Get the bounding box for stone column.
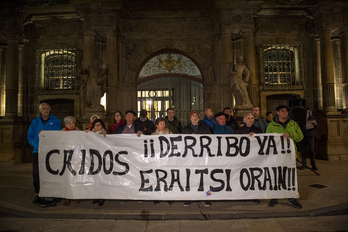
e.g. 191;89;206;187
0;46;5;116
242;28;258;107
81;30;96;113
18;45;24;117
220;26;233;109
117;35;125;111
320;29;336;112
106;30;118;115
5;39;19;117
341;30;348;113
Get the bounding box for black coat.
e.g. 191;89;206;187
182;121;211;134
135;118;156;135
235;125;263;134
227;116;240;132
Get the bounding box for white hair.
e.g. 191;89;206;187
64;116;76;124
39;103;50;110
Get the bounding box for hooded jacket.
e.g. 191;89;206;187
27;114;61;153
266;115;304;155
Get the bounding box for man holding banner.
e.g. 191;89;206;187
266;105;304;209
114;110;143;137
27;103;61;204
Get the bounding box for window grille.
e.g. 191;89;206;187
261;44;303;90
36;48;78;94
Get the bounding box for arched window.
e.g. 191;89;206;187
36;48;78;93
262;45;303;90
137;52;203;124
138;53;202;80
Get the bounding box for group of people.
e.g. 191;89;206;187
27;102;318;209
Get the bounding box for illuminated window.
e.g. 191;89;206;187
137;90;172;121
262;45;303;90
36;48;78;93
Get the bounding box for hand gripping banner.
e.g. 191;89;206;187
38;131;299;200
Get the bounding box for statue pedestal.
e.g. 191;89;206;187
79;106;106;130
234;109;252;126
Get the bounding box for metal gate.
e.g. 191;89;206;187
137;76;203;126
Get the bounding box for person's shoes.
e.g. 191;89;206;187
268;199;278;207
312;165;318;171
167;201;174;206
253;199;260;204
288;199;302;209
202;201;211;207
183;201;191;206
92;199;99;204
98;200;105;206
153;201;160;206
299;166;306;170
32;195;40;204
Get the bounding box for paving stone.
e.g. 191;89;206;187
308;202;348;217
146;220;180;232
75;220;116;232
110;220;147;232
102;213;163;220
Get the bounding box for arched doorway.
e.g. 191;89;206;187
137;52;203;125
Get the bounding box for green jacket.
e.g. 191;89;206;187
266;116;304;156
266;117;303;142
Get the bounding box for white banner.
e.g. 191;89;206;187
39;131;299;200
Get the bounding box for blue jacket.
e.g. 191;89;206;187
202;117;216;133
253;117;268;133
27;114;61;153
214;123;234;134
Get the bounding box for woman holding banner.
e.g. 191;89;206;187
107;111;124;134
87;118;107;206
182;110;212;207
61;116;81;206
152;117;173;206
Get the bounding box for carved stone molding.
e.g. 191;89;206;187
125;39;148;60
121;19;214;34
257;21;299;33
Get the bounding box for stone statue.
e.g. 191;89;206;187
229;56;253;109
82;63;108;109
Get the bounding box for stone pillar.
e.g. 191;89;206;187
18;45;24;117
341;30;348;113
117;35;125;111
242;28;259;107
220;26;233;109
5;39;19;117
81;30;96;114
106;30;118;115
0;46;5;116
320;29;336;112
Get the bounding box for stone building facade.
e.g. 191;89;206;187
0;0;347;163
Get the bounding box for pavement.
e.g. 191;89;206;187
0;159;347;232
